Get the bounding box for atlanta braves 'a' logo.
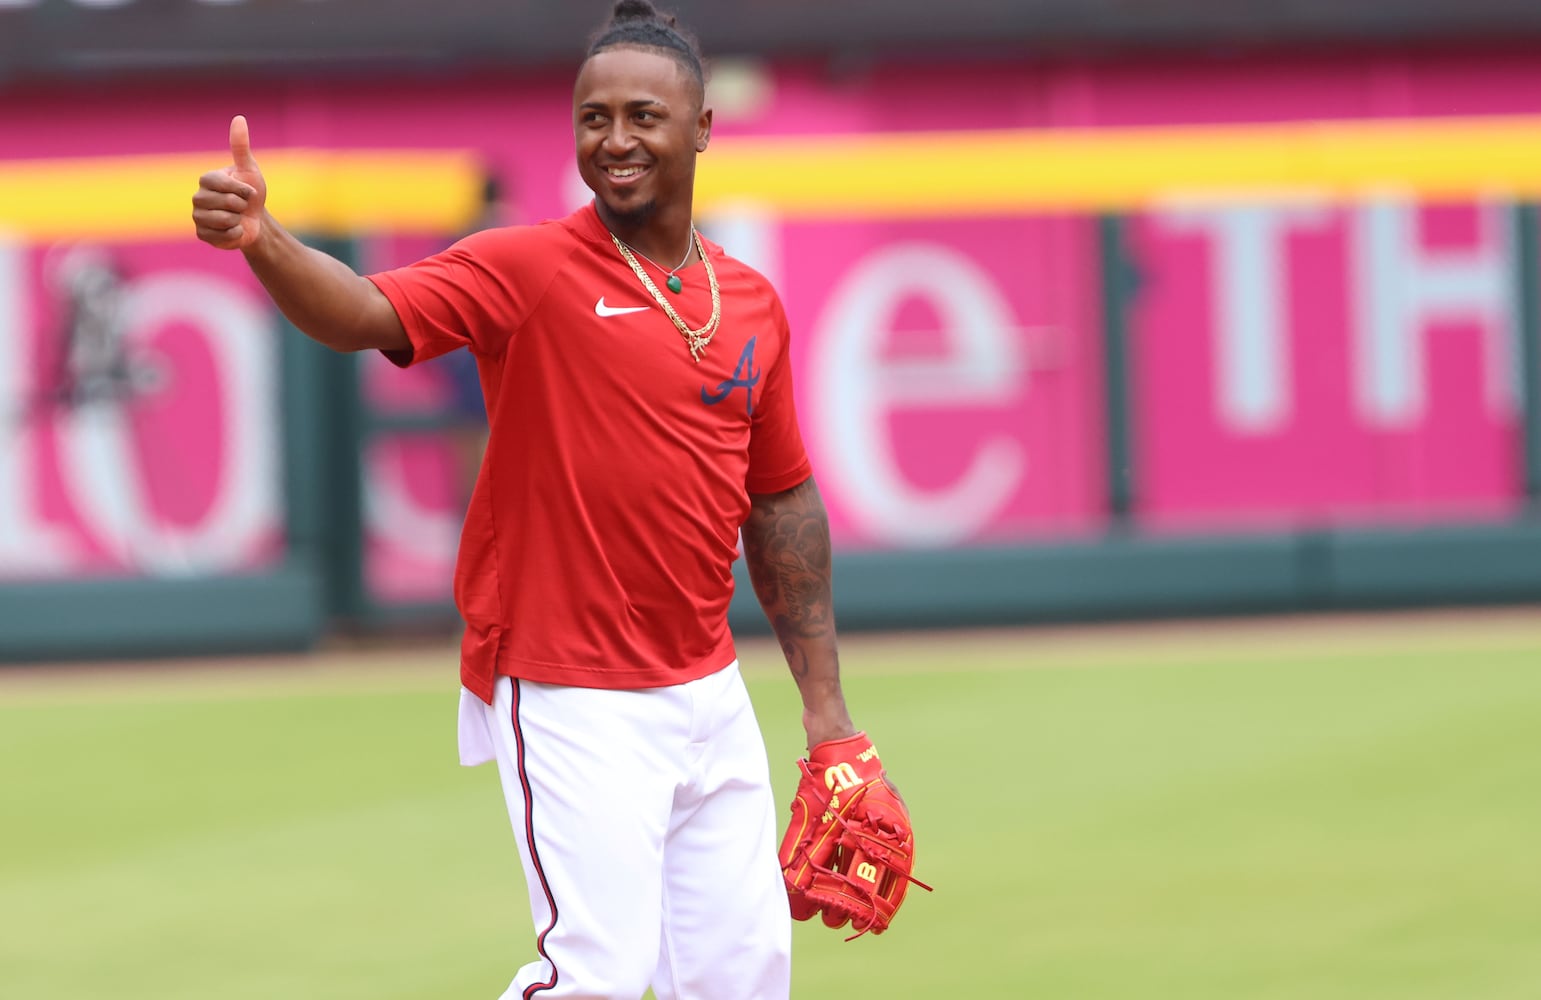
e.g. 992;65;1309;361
700;337;761;416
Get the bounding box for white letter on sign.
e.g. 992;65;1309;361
1353;198;1518;427
55;272;278;576
0;236;80;575
1161;203;1327;434
810;243;1024;548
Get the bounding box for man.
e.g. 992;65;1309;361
191;2;916;997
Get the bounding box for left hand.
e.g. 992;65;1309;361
777;731;932;938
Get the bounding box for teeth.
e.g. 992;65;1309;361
609;166;643;177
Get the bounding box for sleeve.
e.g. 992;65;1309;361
366;226;563;368
745;290;814;495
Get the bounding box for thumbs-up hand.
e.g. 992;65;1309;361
192;115;268;250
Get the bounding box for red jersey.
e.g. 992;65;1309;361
368;204;811;702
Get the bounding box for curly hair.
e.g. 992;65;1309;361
586;0;706;100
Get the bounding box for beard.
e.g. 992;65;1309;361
604;195;658;229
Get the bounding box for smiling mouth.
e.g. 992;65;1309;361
606;165;648;180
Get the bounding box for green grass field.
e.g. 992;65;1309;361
3;609;1539;999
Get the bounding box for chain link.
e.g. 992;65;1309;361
610;229;721;363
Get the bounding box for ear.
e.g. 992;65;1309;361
696;107;713;152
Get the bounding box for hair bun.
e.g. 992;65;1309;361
612;0;658;23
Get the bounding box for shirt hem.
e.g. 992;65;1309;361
460;631;739;698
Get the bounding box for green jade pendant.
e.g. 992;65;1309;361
666;273;683;294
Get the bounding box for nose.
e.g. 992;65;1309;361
602;120;637;156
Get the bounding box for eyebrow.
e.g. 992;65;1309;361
578;98;667;113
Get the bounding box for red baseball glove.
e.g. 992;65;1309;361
777;732;931;938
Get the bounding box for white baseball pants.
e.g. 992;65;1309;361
458;661;792;1000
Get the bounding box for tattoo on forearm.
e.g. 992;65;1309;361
743;478;834;675
773;617;813;680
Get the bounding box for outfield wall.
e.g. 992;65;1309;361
3;46;1541;658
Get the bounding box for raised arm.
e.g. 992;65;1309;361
741;476;856;749
191;115;408;355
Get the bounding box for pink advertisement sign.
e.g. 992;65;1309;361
0;237;283;581
5;45;1541;598
772;216;1106;549
1129;200;1524;531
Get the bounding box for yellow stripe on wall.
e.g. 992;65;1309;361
6;115;1541;240
0;149;486;242
696;115;1541;218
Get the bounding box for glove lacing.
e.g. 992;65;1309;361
789;759;935;940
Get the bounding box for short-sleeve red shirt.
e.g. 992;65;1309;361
368;204;811;702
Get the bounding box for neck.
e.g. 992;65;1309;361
596;199;696;268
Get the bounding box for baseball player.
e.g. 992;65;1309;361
191;2;921;997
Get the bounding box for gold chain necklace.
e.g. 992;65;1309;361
610;228;721;363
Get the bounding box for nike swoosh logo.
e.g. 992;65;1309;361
595;297;649;317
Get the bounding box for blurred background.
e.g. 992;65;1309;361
3;0;1541;656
